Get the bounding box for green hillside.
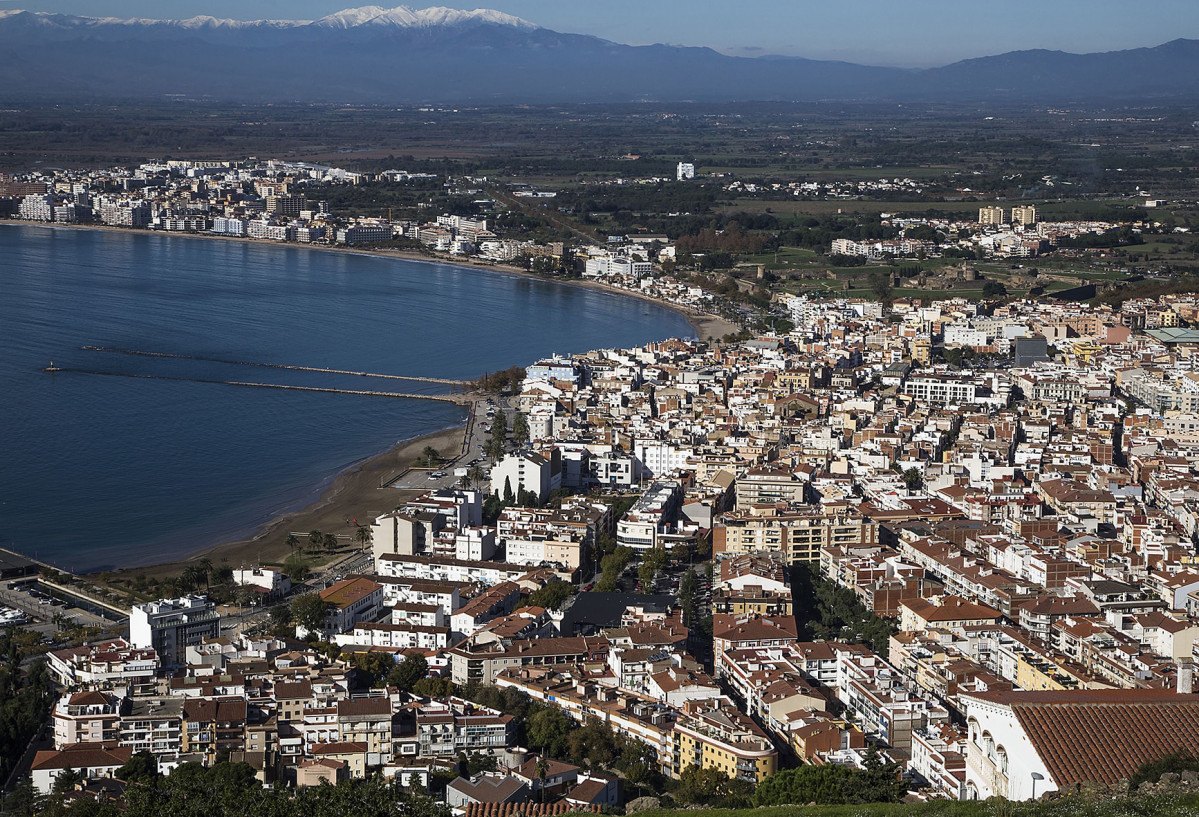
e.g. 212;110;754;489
635;790;1199;817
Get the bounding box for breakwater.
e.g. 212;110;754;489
81;346;469;385
49;368;472;404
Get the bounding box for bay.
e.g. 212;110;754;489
0;224;693;572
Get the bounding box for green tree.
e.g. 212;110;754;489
524;580;574;612
536;757;549;803
526;707;571;757
350;652;396;688
387;652;429;692
412;677;455;698
512;412;529;448
461;751;498;777
291;594;330;638
638;547;668;588
307;529;324;554
674;765;754;808
195;557;213;591
491;410;508;439
488;411;509;461
282;556;310;584
867;269;893;308
420;445;440;467
902;467;923;491
3;775;36;817
323;532;339;552
115;751;158;784
52;767;82;796
268;603;293;636
982;279;1008;298
753;747;904;805
482;493;503;524
180;564;205;593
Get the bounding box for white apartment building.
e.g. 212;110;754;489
129;596;221;666
635;440;694;480
232;567;291;597
583;255;653;280
616;481;684;551
490;451;555;503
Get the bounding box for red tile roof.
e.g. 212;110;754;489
969;690;1199;786
320;577;382;609
464;803;601;817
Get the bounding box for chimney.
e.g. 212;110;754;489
1178;660;1194;695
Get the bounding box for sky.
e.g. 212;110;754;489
6;0;1199;67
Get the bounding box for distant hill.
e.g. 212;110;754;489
1;6;1197;104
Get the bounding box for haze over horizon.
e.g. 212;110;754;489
5;0;1199;68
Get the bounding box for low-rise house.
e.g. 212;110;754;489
31;745;132;796
297;578;383;639
446;773;530;809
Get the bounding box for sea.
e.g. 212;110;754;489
0;224;693;572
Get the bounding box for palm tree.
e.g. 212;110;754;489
285;533;300;556
195;557;213;591
307;529;324;554
512;412;529;448
323;533;338;552
354;525;372;549
536;757;548;804
179;565;204;594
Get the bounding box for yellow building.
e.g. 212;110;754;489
911;337;932;366
714;503;878;564
978;206;1006;226
1010;205;1037;226
670;700;778;784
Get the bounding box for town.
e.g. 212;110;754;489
7;253;1199;811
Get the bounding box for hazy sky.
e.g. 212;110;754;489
7;0;1199;67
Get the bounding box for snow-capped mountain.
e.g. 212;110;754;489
312;5;537;30
0;7;1196;105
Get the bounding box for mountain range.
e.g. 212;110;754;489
2;5;1197;104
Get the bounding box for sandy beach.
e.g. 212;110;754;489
113;425;467;580
4;220;739;579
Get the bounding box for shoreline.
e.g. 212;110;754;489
110;422;469;581
4;218;738;580
0;220;738;343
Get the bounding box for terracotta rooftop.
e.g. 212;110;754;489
968;689;1199;786
319;577;382;609
32;744;132;772
464;803;601;817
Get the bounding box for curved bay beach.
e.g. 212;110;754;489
0;220;735;579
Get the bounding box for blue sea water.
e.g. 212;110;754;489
0;224;692;572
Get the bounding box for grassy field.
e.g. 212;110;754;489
719;200;985;217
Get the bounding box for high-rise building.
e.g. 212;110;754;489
677;162;695;181
978;206;1006;226
266;194;306;218
129;596;220;665
1010;205;1037;226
